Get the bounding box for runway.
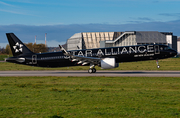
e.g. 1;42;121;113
0;70;180;77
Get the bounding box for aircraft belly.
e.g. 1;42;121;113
37;59;75;67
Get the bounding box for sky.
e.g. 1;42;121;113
0;0;180;48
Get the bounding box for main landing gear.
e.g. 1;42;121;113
88;64;96;74
88;68;96;73
156;59;160;69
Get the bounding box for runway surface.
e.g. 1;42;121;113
0;70;180;77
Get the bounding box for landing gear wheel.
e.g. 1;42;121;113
88;68;96;74
156;60;160;69
92;68;96;73
88;69;93;74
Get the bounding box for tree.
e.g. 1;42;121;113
5;44;12;55
4;43;48;54
33;43;48;53
0;47;6;54
25;43;33;52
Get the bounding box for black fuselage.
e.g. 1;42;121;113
6;44;177;68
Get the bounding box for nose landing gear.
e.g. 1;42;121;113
156;59;160;69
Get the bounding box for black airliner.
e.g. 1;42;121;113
5;33;177;73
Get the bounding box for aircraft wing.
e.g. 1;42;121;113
59;45;100;65
70;55;100;65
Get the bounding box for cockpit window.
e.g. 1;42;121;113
164;46;171;50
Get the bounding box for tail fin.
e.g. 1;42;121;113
6;33;34;57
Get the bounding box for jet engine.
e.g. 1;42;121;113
100;58;119;69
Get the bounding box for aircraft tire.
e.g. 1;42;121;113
88;69;93;74
92;68;96;73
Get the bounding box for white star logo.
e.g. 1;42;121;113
13;42;23;53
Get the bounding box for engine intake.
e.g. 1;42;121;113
100;58;119;69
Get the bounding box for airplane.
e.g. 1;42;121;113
5;33;177;73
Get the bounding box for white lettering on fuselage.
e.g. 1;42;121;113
39;45;157;62
147;45;154;52
138;46;146;53
78;51;84;56
134;53;154;57
96;49;104;56
73;51;77;55
129;47;137;53
105;49;111;55
86;50;92;57
121;47;128;54
70;45;156;57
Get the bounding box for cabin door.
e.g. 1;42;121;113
32;55;37;64
154;45;160;54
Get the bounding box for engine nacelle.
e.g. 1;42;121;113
100;58;119;69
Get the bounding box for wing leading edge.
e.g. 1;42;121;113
59;45;101;66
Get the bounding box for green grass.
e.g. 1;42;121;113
0;57;180;71
0;76;180;117
0;54;11;61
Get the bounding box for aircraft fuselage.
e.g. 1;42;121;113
6;44;177;68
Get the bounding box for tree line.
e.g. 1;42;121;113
0;43;48;55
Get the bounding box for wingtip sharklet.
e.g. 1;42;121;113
59;45;69;56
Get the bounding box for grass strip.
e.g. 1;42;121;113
0;76;180;117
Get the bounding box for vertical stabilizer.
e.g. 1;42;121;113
6;33;34;57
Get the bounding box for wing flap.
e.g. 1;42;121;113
72;55;100;65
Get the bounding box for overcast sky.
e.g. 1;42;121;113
0;0;180;47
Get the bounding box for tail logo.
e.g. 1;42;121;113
13;42;23;53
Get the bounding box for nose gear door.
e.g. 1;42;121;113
32;55;37;64
154;45;160;54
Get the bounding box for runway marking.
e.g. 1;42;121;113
0;71;180;77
